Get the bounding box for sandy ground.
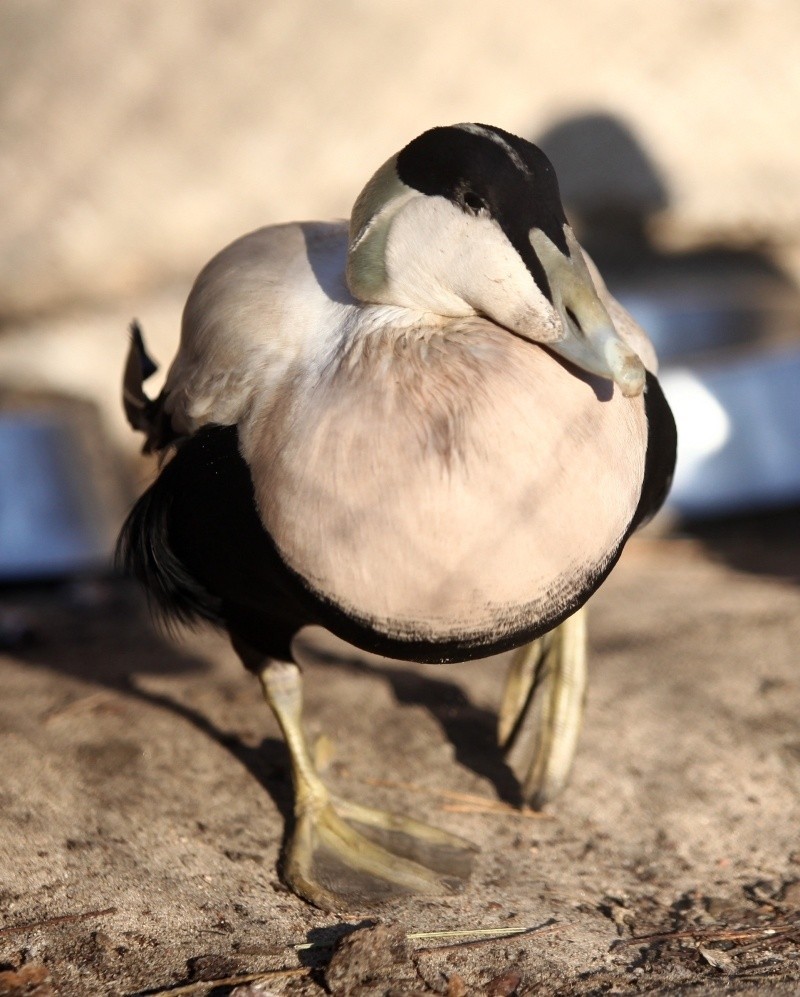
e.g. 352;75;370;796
1;513;800;996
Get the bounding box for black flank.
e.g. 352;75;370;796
630;371;678;531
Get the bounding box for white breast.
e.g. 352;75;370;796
240;319;647;644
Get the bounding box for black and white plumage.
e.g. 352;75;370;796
119;124;676;910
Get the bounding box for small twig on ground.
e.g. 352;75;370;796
740;972;800;983
0;906;117;938
616;917;800;949
130;966;310;997
720;927;800;955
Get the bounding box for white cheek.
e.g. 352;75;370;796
458;219;560;337
381;198;477;314
382;197;558;335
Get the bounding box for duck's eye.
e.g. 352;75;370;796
461;191;487;214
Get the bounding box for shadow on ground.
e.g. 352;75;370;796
682;505;800;584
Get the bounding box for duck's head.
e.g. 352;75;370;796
346;123;645;397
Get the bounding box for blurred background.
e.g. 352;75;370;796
1;0;799;581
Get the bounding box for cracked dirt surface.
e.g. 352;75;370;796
1;514;800;996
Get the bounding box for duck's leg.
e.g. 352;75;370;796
498;605;588;810
256;658;477;911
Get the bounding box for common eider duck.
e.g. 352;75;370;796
119;123;676;911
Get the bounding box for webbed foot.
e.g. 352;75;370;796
285;793;476;911
258;659;476;911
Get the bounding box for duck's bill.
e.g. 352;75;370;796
550;305;646;398
530;227;646;398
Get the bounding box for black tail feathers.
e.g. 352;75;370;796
116;469;224;632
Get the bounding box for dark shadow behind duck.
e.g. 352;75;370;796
536;111;800;365
536;111;800;575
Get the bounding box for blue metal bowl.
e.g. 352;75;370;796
0;413;113;580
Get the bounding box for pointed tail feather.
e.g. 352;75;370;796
122;321;180;453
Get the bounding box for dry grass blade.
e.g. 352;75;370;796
293;922;556;954
408;924;550;942
441;803;552;818
414;922;562;954
41;691;117;723
0;906;117;938
362;777;553;817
